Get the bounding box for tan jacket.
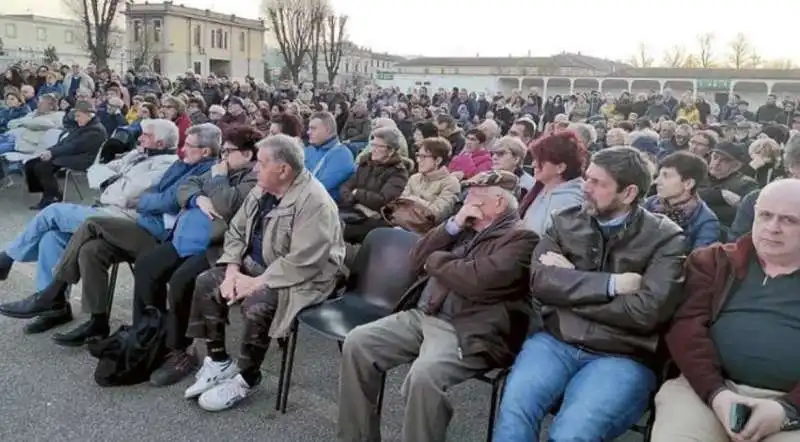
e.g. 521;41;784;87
218;169;346;337
400;168;461;223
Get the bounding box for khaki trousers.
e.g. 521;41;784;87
651;375;800;442
338;309;487;442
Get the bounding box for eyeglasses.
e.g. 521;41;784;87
415;153;434;159
491;150;510;157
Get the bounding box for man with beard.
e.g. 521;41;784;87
493;146;687;441
657;123;691;160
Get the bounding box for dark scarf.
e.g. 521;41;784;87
649;196;699;228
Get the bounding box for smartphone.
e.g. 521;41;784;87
730;403;752;433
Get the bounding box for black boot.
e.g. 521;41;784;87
0;252;13;280
52;314;109;347
29;195;61;211
0;281;68;319
24;304;74;334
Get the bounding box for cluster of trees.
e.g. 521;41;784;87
263;0;349;85
629;33;795;70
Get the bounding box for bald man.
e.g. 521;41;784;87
652;179;800;442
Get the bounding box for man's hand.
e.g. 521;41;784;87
539;252;575;269
233;274;264;301
196;195;221;220
451;171;465;181
211;160;228;177
610;273;643;295
220;272;238;302
454;202;484;228
721;189;742;206
39;151;52;161
738;398;787;442
711;389;763;442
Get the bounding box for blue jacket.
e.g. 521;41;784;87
0;106;29;133
644;196;720;251
96;104;128;136
135;158;215;241
304;136;354;201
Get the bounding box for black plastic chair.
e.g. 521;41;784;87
106;261;135;315
275;227;421;413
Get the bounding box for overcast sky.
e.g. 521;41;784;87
4;0;797;62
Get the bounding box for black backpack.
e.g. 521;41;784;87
87;306;167;387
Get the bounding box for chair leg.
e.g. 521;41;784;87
376;372;387;417
486;373;508;442
106;263;119;316
71;173;84;200
279;323;300;414
275;334;291;411
62;170;71;202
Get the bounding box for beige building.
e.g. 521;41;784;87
0;14;125;70
299;42;405;86
379;53;800;109
124;1;264;80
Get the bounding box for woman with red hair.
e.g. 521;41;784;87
518;131;589;235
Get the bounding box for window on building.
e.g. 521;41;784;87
239;31;245;52
193;25;201;46
36;27;47;42
344;62;349;73
133;20;142;42
223;31;228;49
65;30;74;43
5;24;16;39
193;61;202;75
153;19;162;42
215;28;223;49
153;57;162;74
210;29;216;48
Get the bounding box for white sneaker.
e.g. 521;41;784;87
184;357;238;399
197;374;252;412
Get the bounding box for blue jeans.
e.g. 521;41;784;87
5;203;101;292
0;132;14;154
493;332;656;441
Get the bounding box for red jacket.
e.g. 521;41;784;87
174;113;192;159
666;236;800;408
448;148;492;180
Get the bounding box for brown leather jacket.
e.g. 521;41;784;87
666;236;800;409
531;205;686;362
397;212;539;367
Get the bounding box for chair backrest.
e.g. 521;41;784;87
347;227;420;312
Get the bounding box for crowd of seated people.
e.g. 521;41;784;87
0;66;799;441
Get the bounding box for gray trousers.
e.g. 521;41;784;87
338;309;487;442
54;216;159;314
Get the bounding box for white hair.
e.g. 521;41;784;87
140;118;180;150
606;128;630;147
567;122;597;146
257;134;305;173
186;123;222;156
629;129;659;145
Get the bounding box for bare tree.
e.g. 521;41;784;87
727;33;751;69
662;45;687;68
628;42;654;68
263;0;321;84
63;0;122;68
130;19;154;70
764;58;794;69
747;50;763;69
322;14;348;85
696;33;715;68
306;0;329;86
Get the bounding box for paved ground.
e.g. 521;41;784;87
0;178;648;442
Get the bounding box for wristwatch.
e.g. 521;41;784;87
777;399;800;431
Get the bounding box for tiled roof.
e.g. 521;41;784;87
394;54;800;80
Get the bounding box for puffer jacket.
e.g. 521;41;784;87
530;205;686;365
0;105;29;133
397;212;539;367
400;168;461;223
340;115;372;142
339;154;410;211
